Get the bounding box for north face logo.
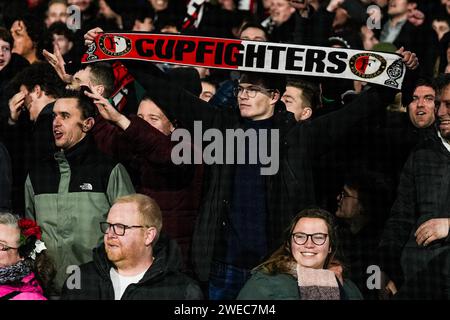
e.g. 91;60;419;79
80;183;93;191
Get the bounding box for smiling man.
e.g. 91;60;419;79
25;91;134;294
408;80;436;129
437;80;450;144
61;194;203;300
114;45;418;300
378;74;450;299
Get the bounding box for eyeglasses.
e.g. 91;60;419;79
0;243;19;252
291;232;328;246
99;222;147;236
234;85;274;98
338;190;358;200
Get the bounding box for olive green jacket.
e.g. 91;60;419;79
25;137;135;291
237;271;363;300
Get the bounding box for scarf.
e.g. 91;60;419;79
0;260;32;285
81;33;406;89
290;263;341;300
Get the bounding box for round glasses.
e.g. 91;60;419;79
99;222;147;236
234;85;274;98
291;232;328;246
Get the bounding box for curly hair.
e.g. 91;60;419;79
8;62;66;98
256;208;339;275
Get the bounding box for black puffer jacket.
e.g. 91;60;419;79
61;234;203;300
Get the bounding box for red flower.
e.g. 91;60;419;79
18;218;42;240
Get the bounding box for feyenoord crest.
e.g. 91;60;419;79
83;32;406;89
349;53;387;79
384;58;404;88
86;42;98;61
98;35;132;57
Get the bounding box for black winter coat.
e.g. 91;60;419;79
126;61;396;281
61;234;203;300
379;131;450;285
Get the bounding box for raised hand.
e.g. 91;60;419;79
43;42;73;84
396;47;419;70
84;27;104;46
84;86;131;130
8;91;26;123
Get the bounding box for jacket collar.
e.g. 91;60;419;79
55;135;94;164
92;234;182;284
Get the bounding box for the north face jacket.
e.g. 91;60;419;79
24;136;135;290
60;234;204;300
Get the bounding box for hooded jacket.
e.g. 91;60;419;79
61;234;203;300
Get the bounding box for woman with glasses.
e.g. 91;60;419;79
0;212;55;300
237;208;362;300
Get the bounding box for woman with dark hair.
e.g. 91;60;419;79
0;213;55;300
237;208;362;300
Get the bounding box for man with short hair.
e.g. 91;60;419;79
84;27;418;300
61;193;203;300
44;47;139;114
200;79;217;103
261;0;295;41
3;62;66;213
125;59;417;300
25;91;135;292
68;62;115;97
407;79;436;129
239;22;268;41
45;0;69;28
378;74;450;299
44;45;115;98
281;77;321;122
7;63;65;124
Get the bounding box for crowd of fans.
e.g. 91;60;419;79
0;0;449;301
